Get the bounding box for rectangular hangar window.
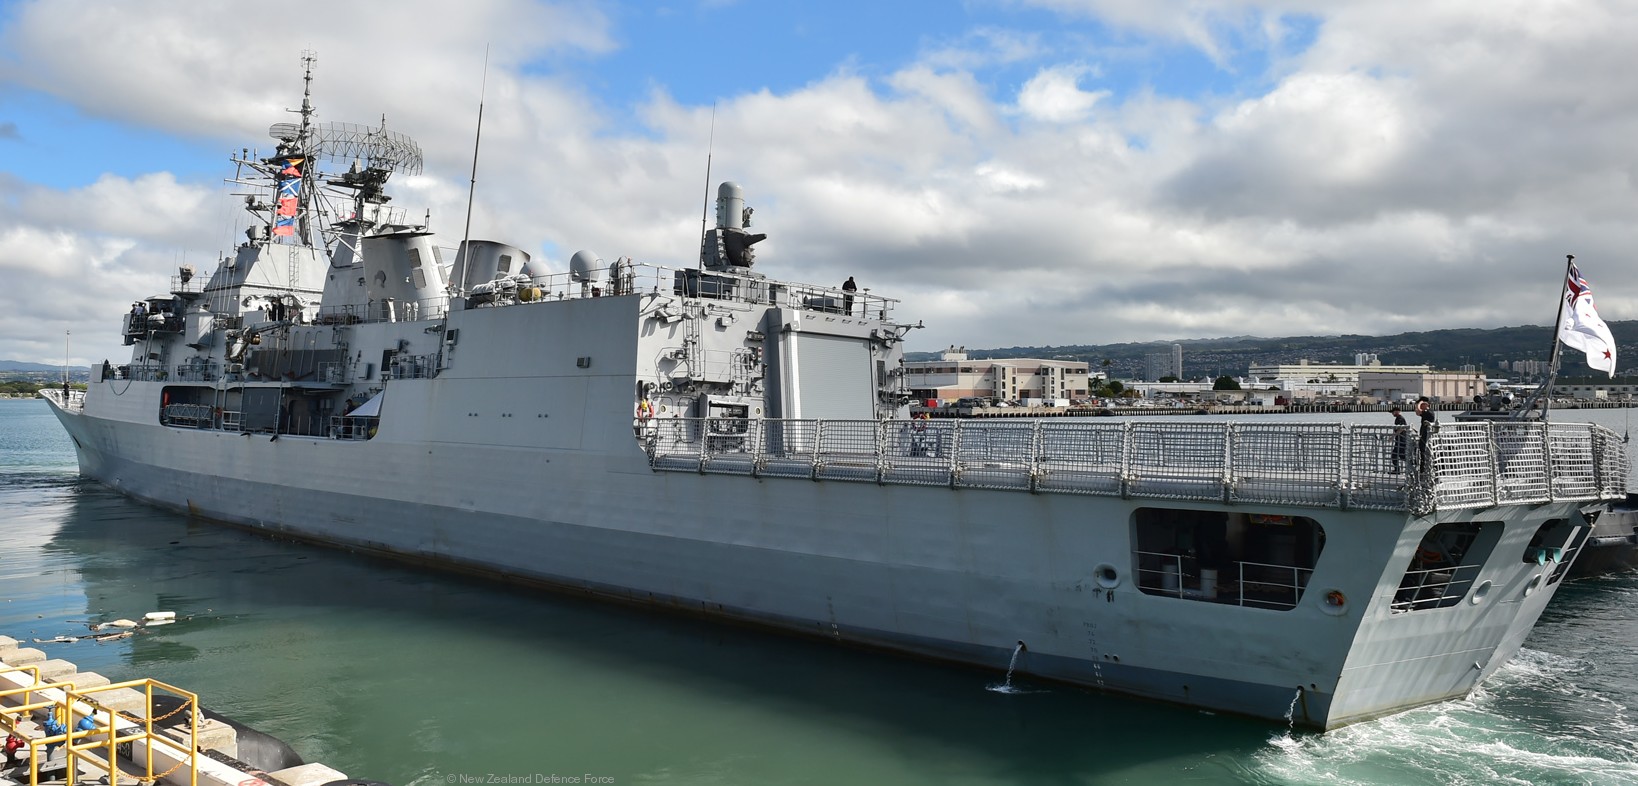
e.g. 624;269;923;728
1132;508;1326;611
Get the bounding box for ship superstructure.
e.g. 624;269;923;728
42;68;1630;730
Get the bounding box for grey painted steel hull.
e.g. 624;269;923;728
57;82;1615;735
48;394;1576;730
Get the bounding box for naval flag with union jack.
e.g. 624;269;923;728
1559;261;1617;377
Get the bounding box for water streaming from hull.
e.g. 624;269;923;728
986;642;1027;694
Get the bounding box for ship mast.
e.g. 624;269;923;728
294;50;317;248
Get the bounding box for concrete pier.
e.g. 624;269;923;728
2;635;350;786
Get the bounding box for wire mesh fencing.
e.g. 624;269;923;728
646;417;1628;513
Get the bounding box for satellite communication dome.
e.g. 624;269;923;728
569;250;604;282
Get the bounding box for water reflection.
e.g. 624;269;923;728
25;480;1279;785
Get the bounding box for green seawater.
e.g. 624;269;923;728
4;400;1637;785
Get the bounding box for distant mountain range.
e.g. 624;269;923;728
0;360;91;373
909;320;1638;380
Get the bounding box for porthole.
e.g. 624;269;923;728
1470;580;1493;605
1094;564;1120;589
1523;574;1543;597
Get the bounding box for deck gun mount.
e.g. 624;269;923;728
701;182;766;271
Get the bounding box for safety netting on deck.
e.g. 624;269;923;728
645;418;1628;515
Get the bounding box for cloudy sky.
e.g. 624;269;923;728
2;0;1634;366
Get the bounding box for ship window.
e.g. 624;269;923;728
408;247;423;268
158;385;216;430
1132;508;1325;610
412;268;427;289
498;254;512;274
1392;521;1501;612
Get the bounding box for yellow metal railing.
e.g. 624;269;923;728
65;679;200;786
0;669;199;786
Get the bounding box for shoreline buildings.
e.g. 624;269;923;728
905;347;1091;404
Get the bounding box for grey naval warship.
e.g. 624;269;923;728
42;71;1629;730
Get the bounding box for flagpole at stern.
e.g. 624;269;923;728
1546;254;1575;377
1515;254;1575;422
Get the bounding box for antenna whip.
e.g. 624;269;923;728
456;46;490;295
698;102;716;269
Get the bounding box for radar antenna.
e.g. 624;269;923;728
267;120;424;178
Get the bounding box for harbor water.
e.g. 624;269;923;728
4;399;1637;785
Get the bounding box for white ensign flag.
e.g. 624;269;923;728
1559;263;1617;377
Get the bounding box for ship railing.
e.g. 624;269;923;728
314;297;449;325
38;387;86;412
329;415;378;440
647;418;1628;514
385;354;436;380
1133;551;1314;610
473;262;898;319
124;363;169;381
124;313;184;335
1233;560;1314;610
1390;562;1484;612
172;361;221;382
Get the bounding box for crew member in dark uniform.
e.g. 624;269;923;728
1415;396;1437;474
1390;405;1408;473
841;276;857;315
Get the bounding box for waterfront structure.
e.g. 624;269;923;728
905;347;1090;403
1551;381;1638;400
1249;359;1429;384
1126;380;1214;399
1258;380;1356;400
37;68;1631;732
1358;370;1487;404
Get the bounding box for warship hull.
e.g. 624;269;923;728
43;351;1592;730
49;77;1626;730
